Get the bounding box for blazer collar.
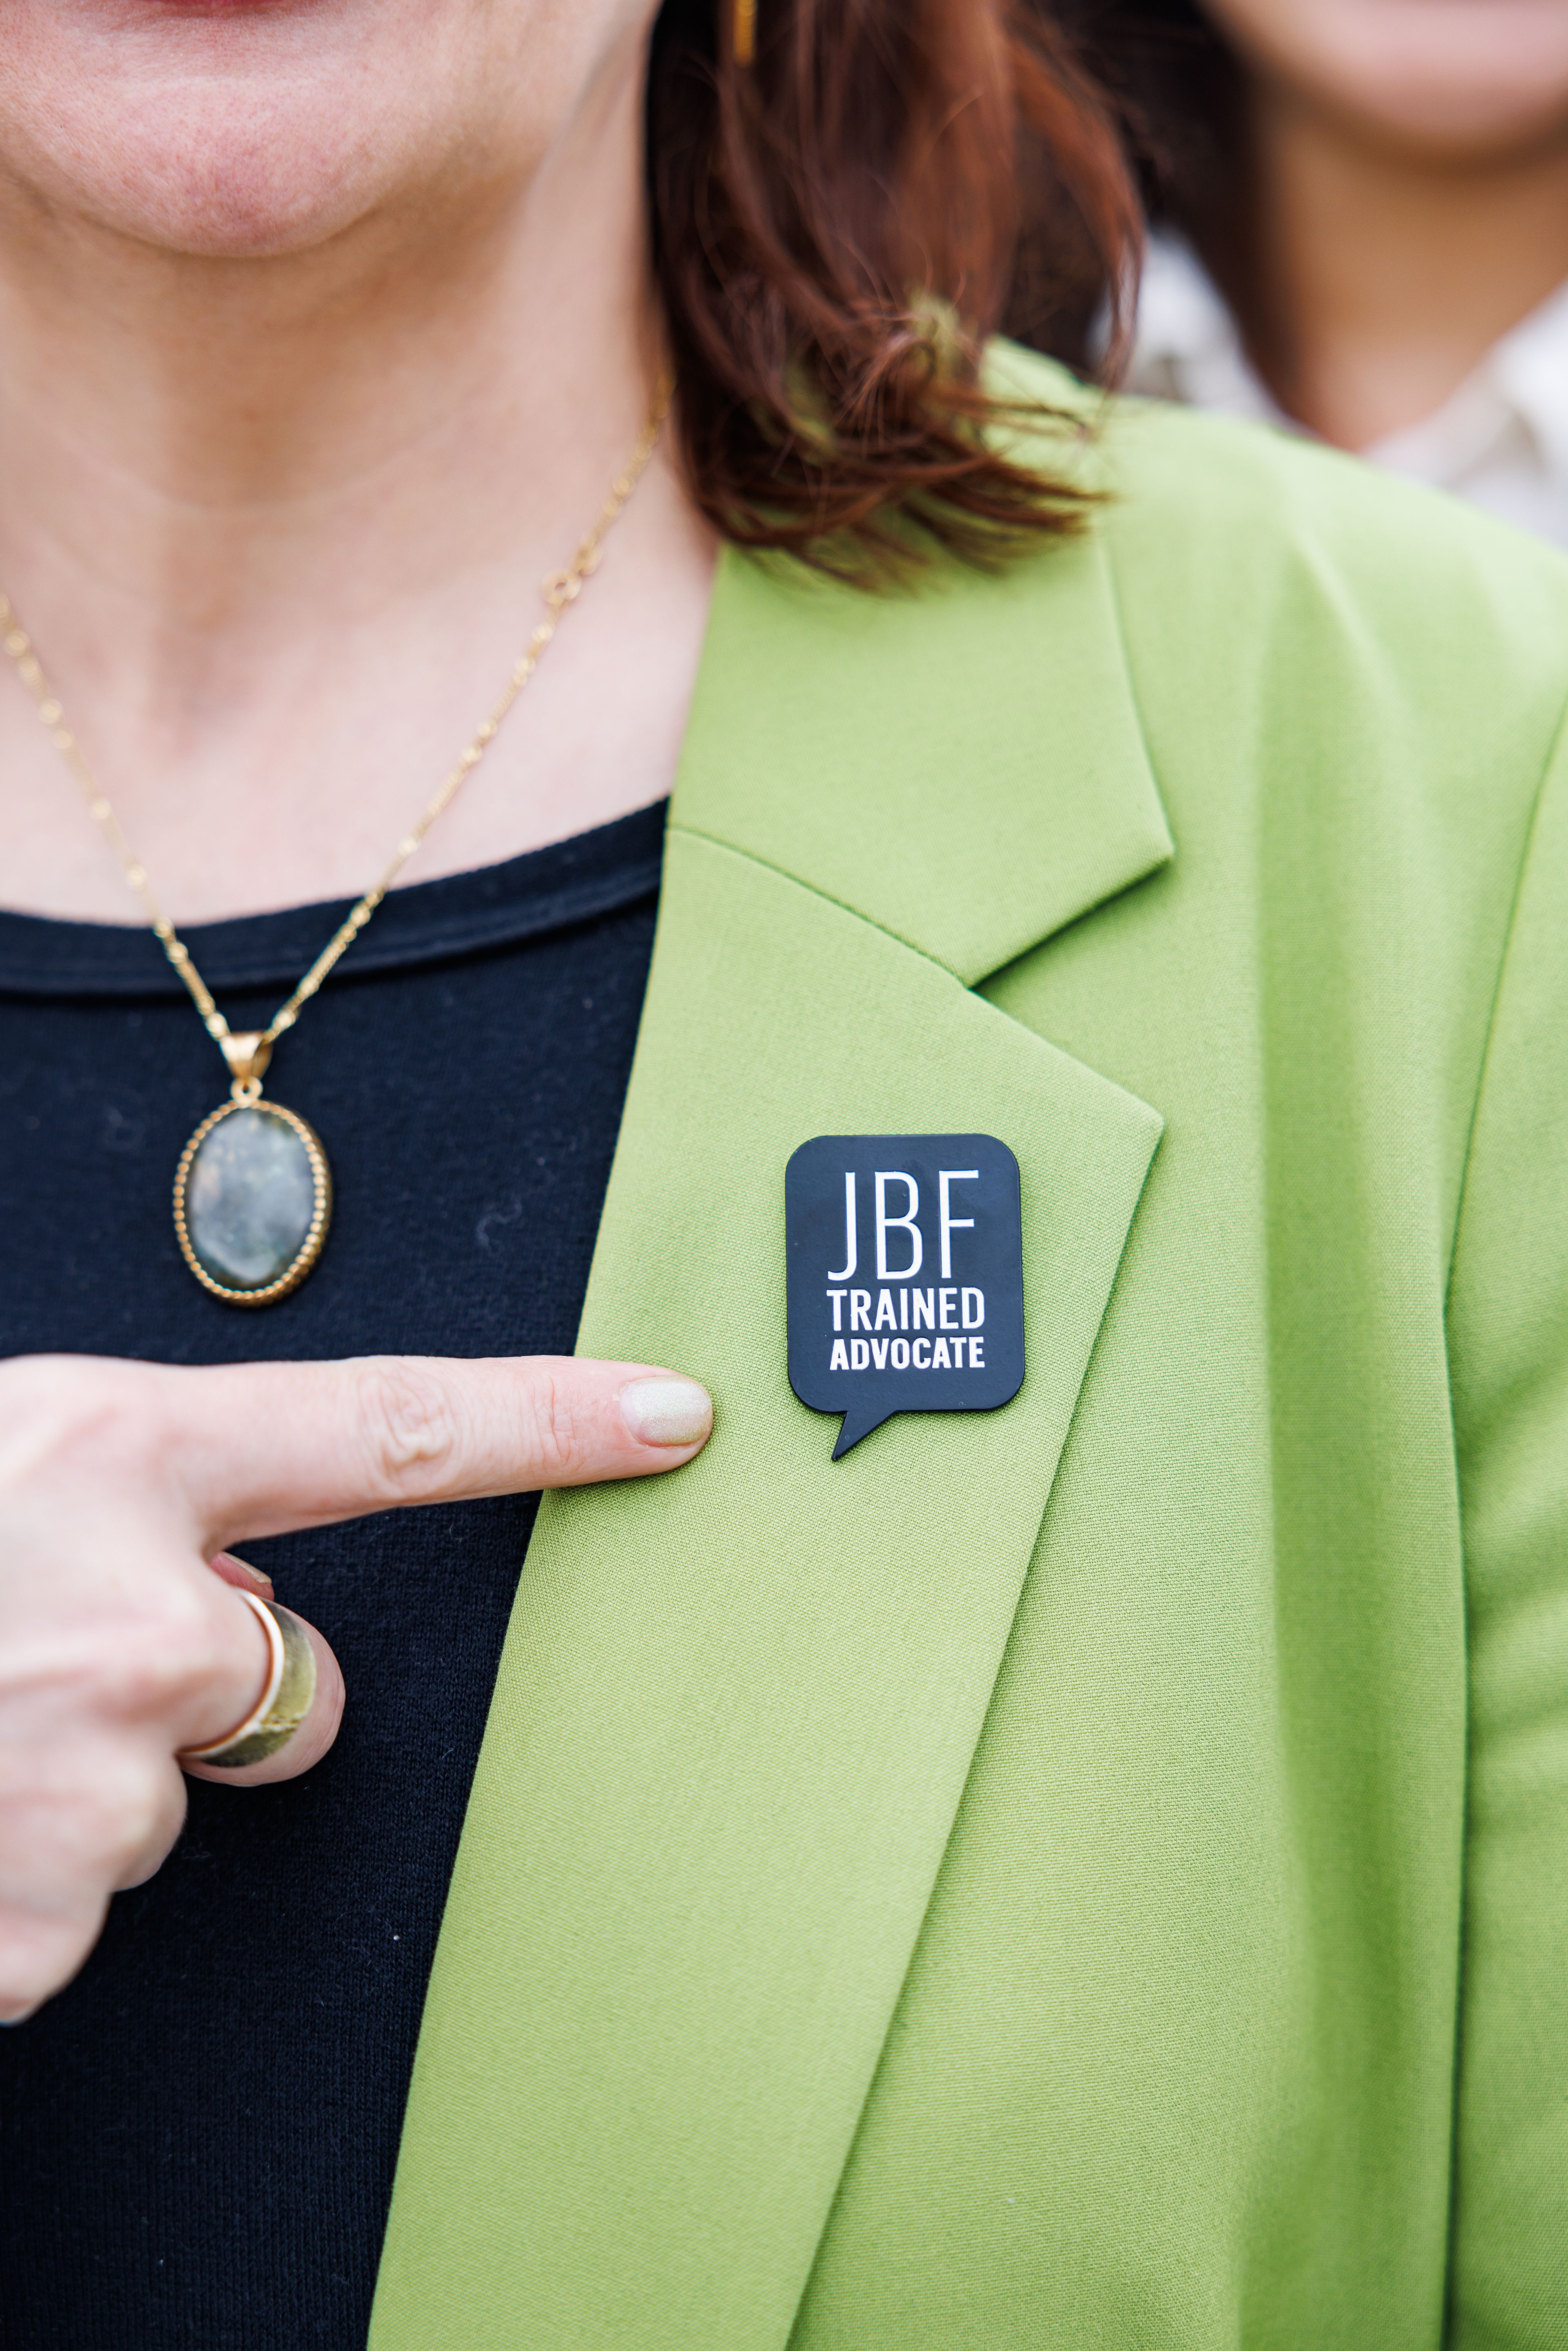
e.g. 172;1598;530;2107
372;487;1170;2351
674;421;1172;986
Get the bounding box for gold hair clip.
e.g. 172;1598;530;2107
734;0;756;67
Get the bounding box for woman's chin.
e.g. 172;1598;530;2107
10;120;401;262
0;2;469;260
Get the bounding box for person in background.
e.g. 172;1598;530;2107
1072;0;1568;545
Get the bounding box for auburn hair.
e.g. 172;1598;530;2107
646;0;1140;579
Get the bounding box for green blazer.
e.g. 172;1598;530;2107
369;354;1568;2349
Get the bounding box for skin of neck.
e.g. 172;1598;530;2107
1245;76;1568;449
0;0;715;924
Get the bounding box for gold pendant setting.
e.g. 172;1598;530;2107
172;1035;332;1306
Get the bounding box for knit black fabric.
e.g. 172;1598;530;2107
0;801;664;2349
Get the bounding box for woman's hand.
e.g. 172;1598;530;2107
0;1350;712;2024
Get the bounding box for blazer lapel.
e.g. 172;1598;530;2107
675;462;1173;988
371;513;1169;2351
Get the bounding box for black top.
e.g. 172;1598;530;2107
0;803;664;2350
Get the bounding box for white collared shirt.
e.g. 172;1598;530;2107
1125;229;1568;551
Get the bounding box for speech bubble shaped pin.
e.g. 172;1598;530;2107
786;1134;1025;1457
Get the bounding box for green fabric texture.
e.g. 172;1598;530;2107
371;355;1568;2349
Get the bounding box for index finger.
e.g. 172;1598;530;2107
146;1355;713;1551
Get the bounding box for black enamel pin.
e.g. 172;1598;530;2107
786;1134;1025;1457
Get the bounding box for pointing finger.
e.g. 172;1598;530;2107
151;1355;713;1551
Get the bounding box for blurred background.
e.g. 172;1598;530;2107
1015;0;1568;549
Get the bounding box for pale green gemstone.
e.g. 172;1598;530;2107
185;1107;317;1291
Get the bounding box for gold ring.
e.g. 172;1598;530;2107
178;1589;318;1771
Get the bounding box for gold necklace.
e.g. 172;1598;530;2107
2;392;668;1306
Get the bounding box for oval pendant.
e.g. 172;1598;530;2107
173;1098;332;1306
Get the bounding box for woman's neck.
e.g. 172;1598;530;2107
1243;82;1568;450
0;27;716;925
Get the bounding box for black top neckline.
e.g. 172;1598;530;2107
0;798;667;998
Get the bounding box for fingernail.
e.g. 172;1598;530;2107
214;1553;274;1591
619;1375;713;1448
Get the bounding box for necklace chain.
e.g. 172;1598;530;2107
0;386;669;1090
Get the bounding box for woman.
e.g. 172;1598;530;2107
0;4;1565;2348
1074;0;1568;544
